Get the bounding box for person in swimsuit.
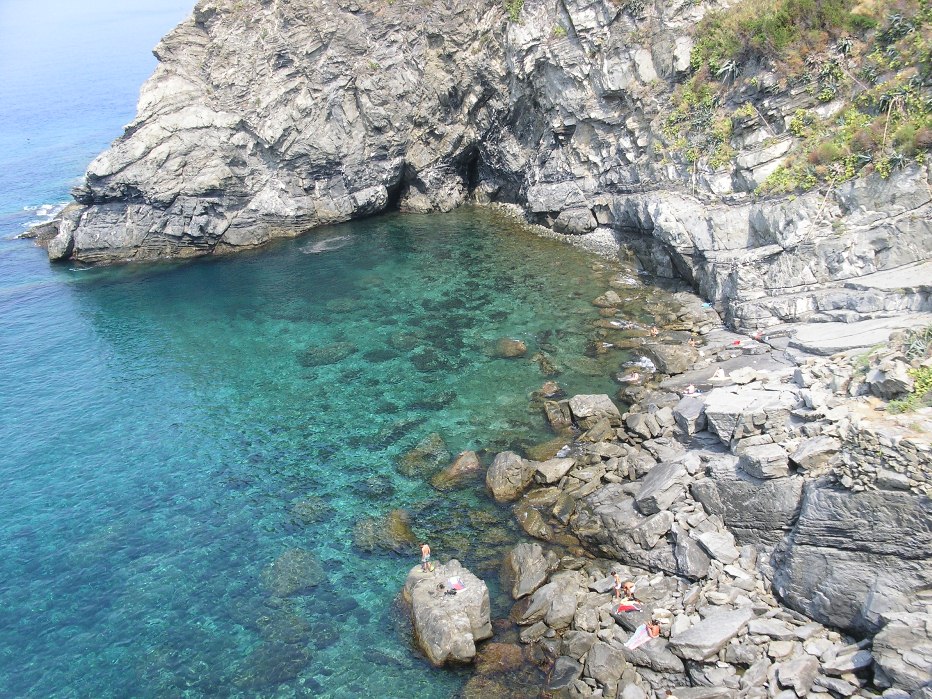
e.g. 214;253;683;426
421;542;431;572
612;571;623;599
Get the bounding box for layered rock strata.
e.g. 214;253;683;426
43;0;932;331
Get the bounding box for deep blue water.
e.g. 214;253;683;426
0;3;641;696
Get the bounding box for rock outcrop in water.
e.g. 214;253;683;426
402;560;493;666
44;0;932;332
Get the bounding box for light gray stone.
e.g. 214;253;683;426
776;654;820;695
739;443;789;479
536;457;577;485
507;542;557;599
635;460;688;515
402;560;492;666
871;612;932;692
695;530;740;564
569;395;622;429
486;451;534;502
668;608;755;661
585;641;627;685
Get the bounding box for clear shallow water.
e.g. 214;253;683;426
0;3;651;696
1;206;640;697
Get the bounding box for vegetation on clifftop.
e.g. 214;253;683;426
660;0;932;193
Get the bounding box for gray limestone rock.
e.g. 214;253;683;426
507;542;557;599
871;612;932;692
584;641;627;685
561;630;598;660
691;455;803;546
547;656;584;693
402;560;492;666
572;483;679;575
535;457;577;485
674;395;707;436
668;608;755;661
776;654;820;695
675;527;712;580
635;460;688;515
569;394;622;429
695;530;740;565
867;359;915;399
789;436;841;472
739;443;789;479
747;618;798;641
772;484;932;634
486;451;534;502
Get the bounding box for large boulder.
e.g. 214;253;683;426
352;508;417;553
506;542;558;599
568;394;622;429
572;483;679;574
691;454;803;546
403;560;492;666
634;459;688;515
772;484;932;634
486;451;535;502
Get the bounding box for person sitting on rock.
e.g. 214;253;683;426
616;581;641;612
647;619;661;638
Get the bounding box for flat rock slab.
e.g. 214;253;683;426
403;560;492;666
568;394;622;427
788;314;932;355
695;530;740;564
846;259;932;292
535;457;576;485
669;607;755;661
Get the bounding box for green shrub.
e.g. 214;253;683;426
504;0;523;22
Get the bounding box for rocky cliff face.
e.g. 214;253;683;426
48;0;931;331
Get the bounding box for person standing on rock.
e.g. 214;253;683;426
420;542;431;572
612;571;623;599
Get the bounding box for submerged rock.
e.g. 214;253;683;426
397;433;450;478
352;508;418;554
431;450;482;491
493;337;528;358
260;548;325;597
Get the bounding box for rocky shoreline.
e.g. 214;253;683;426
403;275;931;698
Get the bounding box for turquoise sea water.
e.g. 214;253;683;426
0;4;641;696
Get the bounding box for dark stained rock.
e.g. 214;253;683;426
772;484;932;634
298;341;356;367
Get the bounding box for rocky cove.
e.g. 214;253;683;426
394;271;932;698
22;0;932;695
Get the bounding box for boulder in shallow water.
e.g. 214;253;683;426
431;450;482;491
493;337;528;358
260;548;325;597
506;542;558;599
402;559;492;666
486;451;535;502
397;433;450;477
352;508;418;553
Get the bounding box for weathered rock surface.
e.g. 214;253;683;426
668;608;755;661
402;560;492;666
44;0;931;335
871;612;932;692
772;485;932;634
486;450;535;502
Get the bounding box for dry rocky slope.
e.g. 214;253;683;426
44;0;931;331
